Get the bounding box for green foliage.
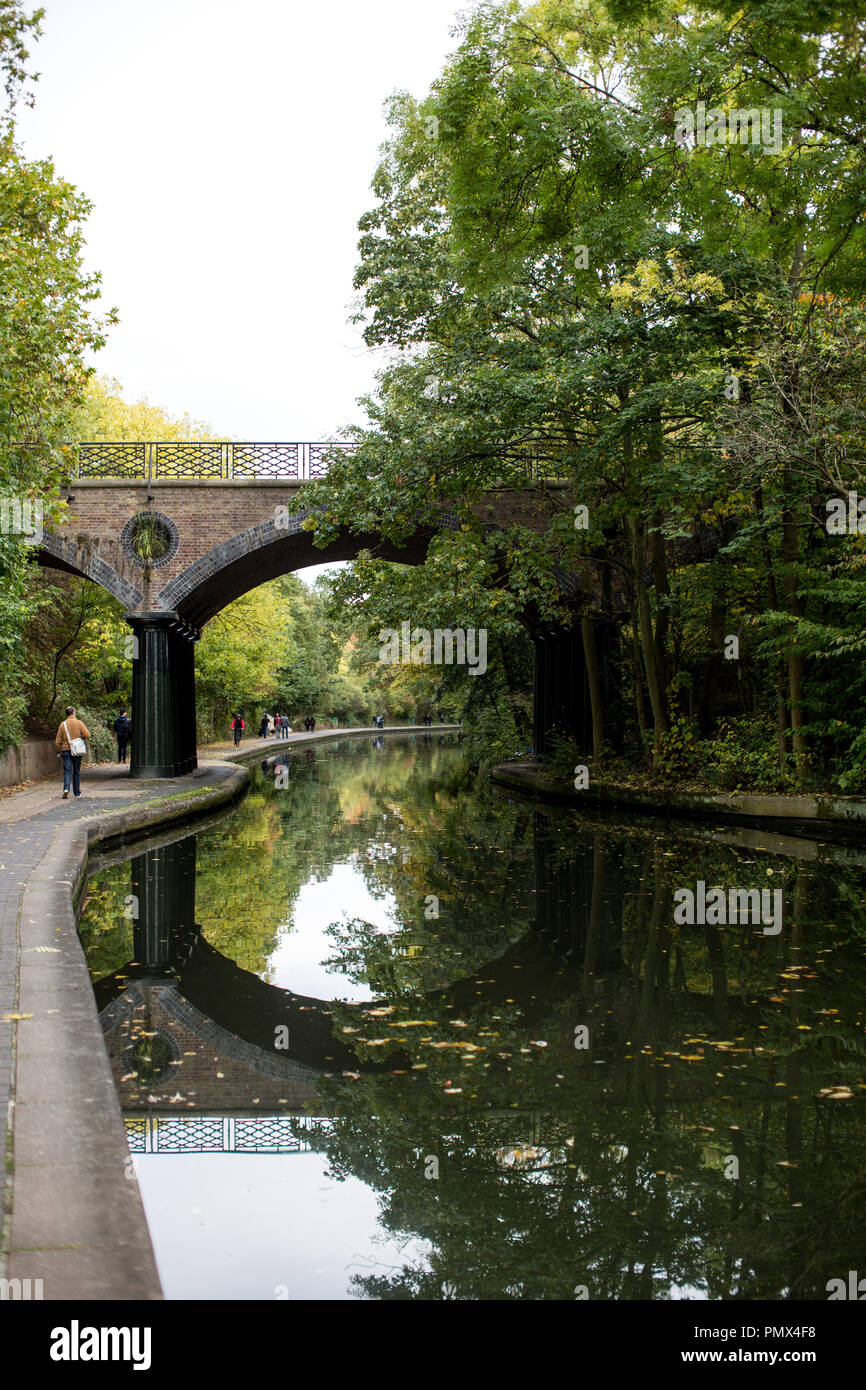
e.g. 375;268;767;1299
284;0;866;792
704;717;797;793
75;704;117;764
655;710;700;782
0;19;113;753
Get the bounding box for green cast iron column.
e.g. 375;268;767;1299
126;611;200;778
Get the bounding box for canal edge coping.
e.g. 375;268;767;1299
491;760;866;841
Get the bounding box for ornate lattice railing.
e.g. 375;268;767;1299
125;1113;331;1154
74;441;358;481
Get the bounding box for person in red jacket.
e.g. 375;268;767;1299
231;714;245;747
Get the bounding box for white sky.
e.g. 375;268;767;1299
16;0;473;441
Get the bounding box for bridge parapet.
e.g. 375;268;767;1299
71;440;556;484
75;440;358;482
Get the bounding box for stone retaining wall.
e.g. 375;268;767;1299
0;738;57;789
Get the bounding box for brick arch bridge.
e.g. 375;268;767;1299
38;441;615;776
92;815;627;1094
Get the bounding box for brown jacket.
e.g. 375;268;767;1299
55;716;91;753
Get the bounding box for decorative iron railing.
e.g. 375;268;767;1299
70;441;564;482
74;441;358;482
125;1113;331;1154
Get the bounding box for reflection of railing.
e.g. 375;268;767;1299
125;1113;330;1154
74;441;358;482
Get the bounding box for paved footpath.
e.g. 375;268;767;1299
0;767;177;1214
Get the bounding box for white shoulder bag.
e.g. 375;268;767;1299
63;721;87;757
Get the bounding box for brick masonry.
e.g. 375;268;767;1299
41;479;570;627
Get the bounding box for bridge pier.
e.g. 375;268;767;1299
532;620;622;759
126;611;199;778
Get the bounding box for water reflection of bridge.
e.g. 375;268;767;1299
126;1112;328;1154
86;789;778;1118
124;1111;546;1160
90;804;627;1115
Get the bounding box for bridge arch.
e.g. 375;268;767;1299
155;508;445;628
42;446;614;774
36;532;144;610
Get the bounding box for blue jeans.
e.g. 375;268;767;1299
62;750;82;796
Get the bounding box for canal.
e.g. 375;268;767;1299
77;733;866;1300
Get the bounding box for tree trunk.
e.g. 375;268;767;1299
754;488;789;771
579;560;604;759
781;481;808;781
631;610;650;761
629;516;669;756
650;516;670;691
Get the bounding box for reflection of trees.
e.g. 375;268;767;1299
78;877;134;980
304;816;866;1301
79;737;866;1299
239;735;535;991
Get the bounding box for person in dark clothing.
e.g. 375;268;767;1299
113;709;130;763
232;714;245;746
309;715;316;731
259;715;268;739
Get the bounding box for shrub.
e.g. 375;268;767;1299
656;711;700;781
704;717;797;792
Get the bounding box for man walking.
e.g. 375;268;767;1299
232;714;245;746
113;708;130;763
55;705;90;799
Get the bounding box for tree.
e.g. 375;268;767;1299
0;13;113;750
289;0;866;787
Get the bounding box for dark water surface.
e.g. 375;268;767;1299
78;734;866;1300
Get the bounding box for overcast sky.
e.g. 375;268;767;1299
16;0;472;441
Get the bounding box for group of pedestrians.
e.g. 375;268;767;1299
254;713;293;739
53;698;399;803
232;712;323;743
